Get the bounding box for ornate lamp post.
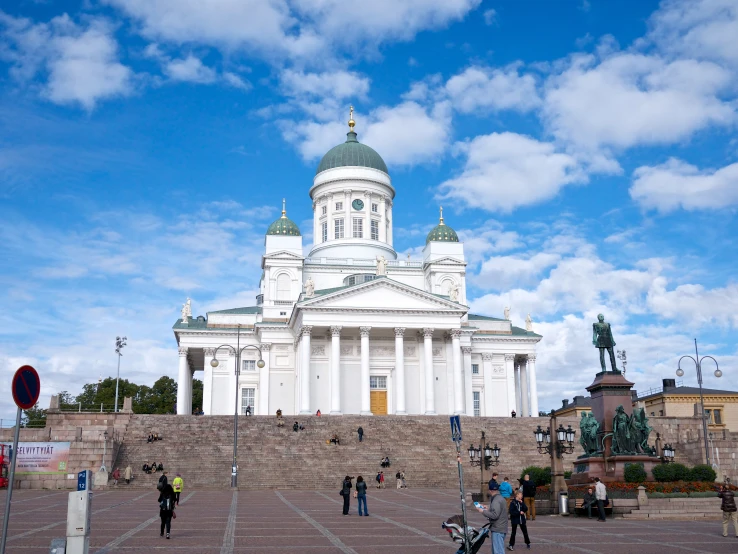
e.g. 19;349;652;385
661;443;675;463
100;430;109;472
114;336;127;413
467;431;500;501
210;325;265;488
676;338;721;466
534;412;576;513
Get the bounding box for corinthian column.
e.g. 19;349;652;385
299;326;313;415
203;348;214;415
330;326;343;415
259;344;271;415
504;354;516;416
528;355;539;417
520;358;530;417
462;347;474;417
177;347;188;415
394;328;406;415
450;330;464;415
360;326;372;415
423;328;436;415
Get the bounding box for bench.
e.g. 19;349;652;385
575;498;613;517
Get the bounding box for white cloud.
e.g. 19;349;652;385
475;252;561;289
483;9;497;26
223;71;251;90
445;65;540;113
0;13;133;109
647;279;738;328
647;0;738;66
542;52;735;152
630;158;738;212
280;69;370;101
284;100;451;166
439;132;587;212
164;55;217;83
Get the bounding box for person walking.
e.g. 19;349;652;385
356;476;369;516
379;471;385;489
157;483;176;539
172;473;184;506
400;471;407;488
341;476;353;515
158;471;168;491
124;465;132;485
594;477;607;522
508;491;530;550
357;426;364;442
522;474;536;520
376;471;382;489
396;471;402;489
581;487;597;519
112;468;120;486
500;476;513;509
718;483;737;538
475;481;508;554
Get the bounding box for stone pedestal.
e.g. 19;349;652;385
570;370;658;485
93;468;108;488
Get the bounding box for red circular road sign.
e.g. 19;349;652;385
12;365;40;410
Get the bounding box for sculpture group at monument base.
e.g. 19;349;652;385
569;455;661;485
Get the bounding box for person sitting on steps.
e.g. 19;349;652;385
157;462;164;472
293;421;299;432
142;462;150;473
381;456;391;468
276;409;285;427
147;433;154;443
330;434;340;445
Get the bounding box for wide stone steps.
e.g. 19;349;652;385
624;497;723;520
112;414;578;490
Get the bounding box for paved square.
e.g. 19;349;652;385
1;488;735;553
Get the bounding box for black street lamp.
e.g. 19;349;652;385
676;338;722;466
467;431;501;501
534;423;576;458
210;325;265;489
661;443;675;463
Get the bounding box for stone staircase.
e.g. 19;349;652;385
623;497;723;520
113;414;578;490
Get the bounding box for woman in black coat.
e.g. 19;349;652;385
157;483;176;539
340;476;353;515
509;490;531;549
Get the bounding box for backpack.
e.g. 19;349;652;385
157;480;164;491
376;474;381;482
159;497;171;511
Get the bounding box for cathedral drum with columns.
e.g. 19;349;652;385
173;112;541;417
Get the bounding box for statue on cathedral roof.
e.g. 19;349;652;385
181;298;192;321
305;277;315;297
376;255;387;276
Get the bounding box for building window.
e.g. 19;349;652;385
372;203;378;213
370;220;379;240
353;218;363;238
650;412;655;417
370;376;387;389
321;206;327;216
659;410;664;416
279;311;286;316
714;409;722;424
276;273;291;301
241;388;255;414
334;218;344;239
335;202;343;211
242;360;256;371
473;391;480;417
321;221;328;242
472;364;479;375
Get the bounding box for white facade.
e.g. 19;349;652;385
173;128;541;418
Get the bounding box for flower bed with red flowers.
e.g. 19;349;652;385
539;481;736;499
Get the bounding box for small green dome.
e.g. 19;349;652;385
426;207;459;244
316;131;388;175
266;201;301;236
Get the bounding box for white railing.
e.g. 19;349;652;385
273;300;294;306
304;257;422;268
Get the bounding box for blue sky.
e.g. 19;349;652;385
1;0;737;419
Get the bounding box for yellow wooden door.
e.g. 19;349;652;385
370;391;387;415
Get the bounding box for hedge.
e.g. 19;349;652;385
519;466;551;486
624;464;647;483
652;463;690;482
689;465;717;482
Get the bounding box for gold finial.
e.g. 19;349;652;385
281;198;286;219
348;105;355;132
439;206;445;225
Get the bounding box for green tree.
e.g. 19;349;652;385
138;376;178;414
192;379;203;414
21;402;47;427
75;377;141;412
58;391;76;410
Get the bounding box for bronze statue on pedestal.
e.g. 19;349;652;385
592;313;618;372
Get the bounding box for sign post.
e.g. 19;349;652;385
1;365;40;554
450;415;471;554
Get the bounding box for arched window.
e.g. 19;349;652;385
277;274;291;301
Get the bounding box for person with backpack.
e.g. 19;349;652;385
172;473;184;505
375;472;382;489
718;483;737;538
522;474;536;520
157;471;168;491
340;476;353;515
157;483;176;539
355;476;369;516
508;490;531;550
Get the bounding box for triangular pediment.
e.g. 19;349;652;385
263;250;304;260
299;278;466;312
424;256;466;266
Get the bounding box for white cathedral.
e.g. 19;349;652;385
173;114;541;418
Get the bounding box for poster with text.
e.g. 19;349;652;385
0;442;70;474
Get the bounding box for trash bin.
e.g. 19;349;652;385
558;491;570;516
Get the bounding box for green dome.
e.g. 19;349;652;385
266;202;301;236
316;131;388;175
426;208;459;243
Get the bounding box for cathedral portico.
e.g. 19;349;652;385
172;112;542;418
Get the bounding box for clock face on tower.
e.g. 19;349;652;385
352;199;364;211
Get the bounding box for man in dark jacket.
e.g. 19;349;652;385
582;487;597;519
719;485;737;537
158;471;168;490
522;474;536;520
341;476;353;515
475;481;507;554
158;483;176;539
357;426;364;442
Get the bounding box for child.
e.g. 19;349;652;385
509;490;531;550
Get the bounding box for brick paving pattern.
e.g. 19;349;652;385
2;488;737;553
